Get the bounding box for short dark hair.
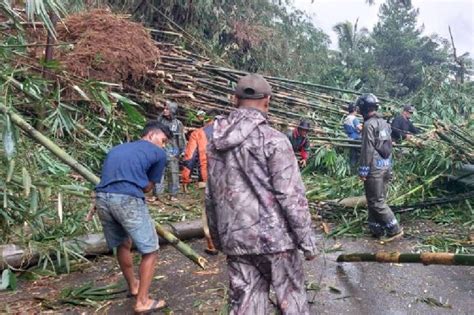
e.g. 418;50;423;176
141;121;172;139
347;103;356;113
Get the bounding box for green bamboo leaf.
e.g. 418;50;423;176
3;186;7;209
8;269;17;290
0;269;16;291
121;102;146;125
30;188;39;214
22;167;31;198
109;92;139;106
57;192;63;224
0;269;10;290
110;92;145;124
99;91;113;116
72;85;91;101
3;115;16;160
6;159;15;182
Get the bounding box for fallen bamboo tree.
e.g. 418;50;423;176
337;251;474;266
0;220;205;270
0;103;208;269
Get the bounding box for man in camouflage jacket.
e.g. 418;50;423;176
206;74;317;315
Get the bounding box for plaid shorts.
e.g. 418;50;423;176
96;192;159;254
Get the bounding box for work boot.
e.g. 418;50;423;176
380;229;404;243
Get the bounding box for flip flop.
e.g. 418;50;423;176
134;299;167;314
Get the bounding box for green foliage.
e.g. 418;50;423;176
305;145;351;179
372;0;448;97
59;281;126;306
114;0;330;82
0;269;17;291
409;67;474;125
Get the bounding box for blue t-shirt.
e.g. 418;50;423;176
343;114;361;140
95;140;167;198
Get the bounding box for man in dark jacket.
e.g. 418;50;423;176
206;74;317;315
357;93;403;242
391;105;419;142
154;100;186;201
288;119;311;167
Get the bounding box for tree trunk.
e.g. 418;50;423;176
0;220;205;270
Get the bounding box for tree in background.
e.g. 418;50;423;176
109;0;330;83
371;0;447;97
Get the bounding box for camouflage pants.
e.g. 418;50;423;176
364;169;401;237
154;155;180;197
227;250;310;315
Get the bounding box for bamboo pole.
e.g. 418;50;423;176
337;251;474;266
0;104;208;269
155;224;207;269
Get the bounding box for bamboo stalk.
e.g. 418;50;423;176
337;251;474;266
155;224;207;269
0;104;99;184
203;65;397;103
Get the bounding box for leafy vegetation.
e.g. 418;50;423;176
0;0;473;278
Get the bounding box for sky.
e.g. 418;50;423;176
293;0;474;56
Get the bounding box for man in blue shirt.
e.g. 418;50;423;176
343;103;362;140
94;121;170;313
343;103;363;168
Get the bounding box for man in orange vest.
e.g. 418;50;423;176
181;109;220;254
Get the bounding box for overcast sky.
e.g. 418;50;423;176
293;0;474;56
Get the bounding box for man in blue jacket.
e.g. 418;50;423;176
343;102;363;168
94;121;171;313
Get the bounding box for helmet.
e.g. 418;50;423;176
356;93;379;116
165;100;179;116
196;110;206;117
298;119;311;130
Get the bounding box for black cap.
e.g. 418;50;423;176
403;105;415;113
235;74;272;99
298;119;311;130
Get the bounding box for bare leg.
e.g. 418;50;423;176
117;238;139;295
135;251;158;309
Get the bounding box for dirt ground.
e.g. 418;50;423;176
1;191;473;314
1;233;473;315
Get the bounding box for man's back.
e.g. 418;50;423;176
343;114;361;140
391;114;418;141
206;108;316;256
96;140;166;198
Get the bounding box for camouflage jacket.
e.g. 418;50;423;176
359;114;393;177
205;108;317;256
